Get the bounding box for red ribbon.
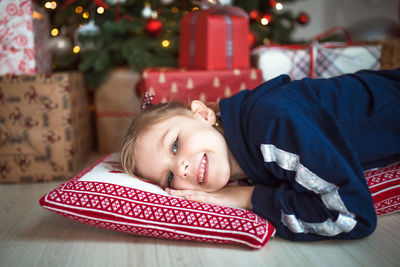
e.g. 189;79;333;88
309;26;352;78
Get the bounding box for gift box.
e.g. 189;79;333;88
0;72;93;183
179;5;249;70
137;68;263;105
95;68;141;154
251;27;381;81
0;1;51;75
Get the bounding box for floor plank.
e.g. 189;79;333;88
1;181;399;267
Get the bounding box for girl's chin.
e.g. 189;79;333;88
203;183;227;193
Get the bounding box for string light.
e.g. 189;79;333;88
275;3;283;10
260;17;269;25
161;40;170;48
51;28;59;36
97;7;104;14
44;1;57;9
73;46;80;54
33;11;42;19
171;7;179;13
261;14;272;25
75;6;83;13
83;12;89;19
57;39;66;49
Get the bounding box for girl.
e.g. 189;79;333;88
121;68;400;241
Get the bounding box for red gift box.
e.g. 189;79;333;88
137;68;263;104
179;6;249;70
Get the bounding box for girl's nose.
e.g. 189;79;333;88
175;159;189;179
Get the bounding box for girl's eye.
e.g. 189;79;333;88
172;137;179;154
167;172;174;188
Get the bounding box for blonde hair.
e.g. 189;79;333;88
120;101;223;179
120;102;191;177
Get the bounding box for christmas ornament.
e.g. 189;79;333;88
219;0;232;5
76;20;101;50
49;29;72;55
248;31;258;48
141;2;153;19
105;0;127;5
269;0;277;7
297;12;310;25
146;18;163;36
249;10;259;21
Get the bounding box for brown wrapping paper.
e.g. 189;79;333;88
0;72;93;183
95;68;141;154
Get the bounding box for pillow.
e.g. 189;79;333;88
364;161;400;216
39;153;276;249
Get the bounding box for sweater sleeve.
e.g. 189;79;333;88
251;106;377;241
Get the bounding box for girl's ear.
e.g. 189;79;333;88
190;100;216;125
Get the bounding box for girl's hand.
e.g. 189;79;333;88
165;186;254;210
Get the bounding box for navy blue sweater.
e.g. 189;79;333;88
220;69;400;241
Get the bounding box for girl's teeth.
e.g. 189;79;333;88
199;156;207;183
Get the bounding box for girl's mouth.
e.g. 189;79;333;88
197;153;208;185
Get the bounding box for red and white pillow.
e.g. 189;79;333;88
39;154;276;249
39;154;400;248
364;162;400;216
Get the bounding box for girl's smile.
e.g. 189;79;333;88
197;153;208;185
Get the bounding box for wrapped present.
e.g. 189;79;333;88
137;68;263;105
95;68;141;154
179;5;249;70
0;72;93;183
252;27;381;81
0;1;51;75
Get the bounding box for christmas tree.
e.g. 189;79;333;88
37;0;309;88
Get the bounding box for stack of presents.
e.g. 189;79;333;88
0;2;393;183
0;1;93;183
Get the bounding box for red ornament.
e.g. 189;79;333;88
249;10;259;21
297;12;310;25
146;18;163;36
269;0;277;7
248;31;258;48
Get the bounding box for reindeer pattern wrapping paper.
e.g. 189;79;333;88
0;72;93;183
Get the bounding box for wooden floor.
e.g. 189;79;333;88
1;180;399;267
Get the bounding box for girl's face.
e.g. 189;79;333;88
133;101;239;192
